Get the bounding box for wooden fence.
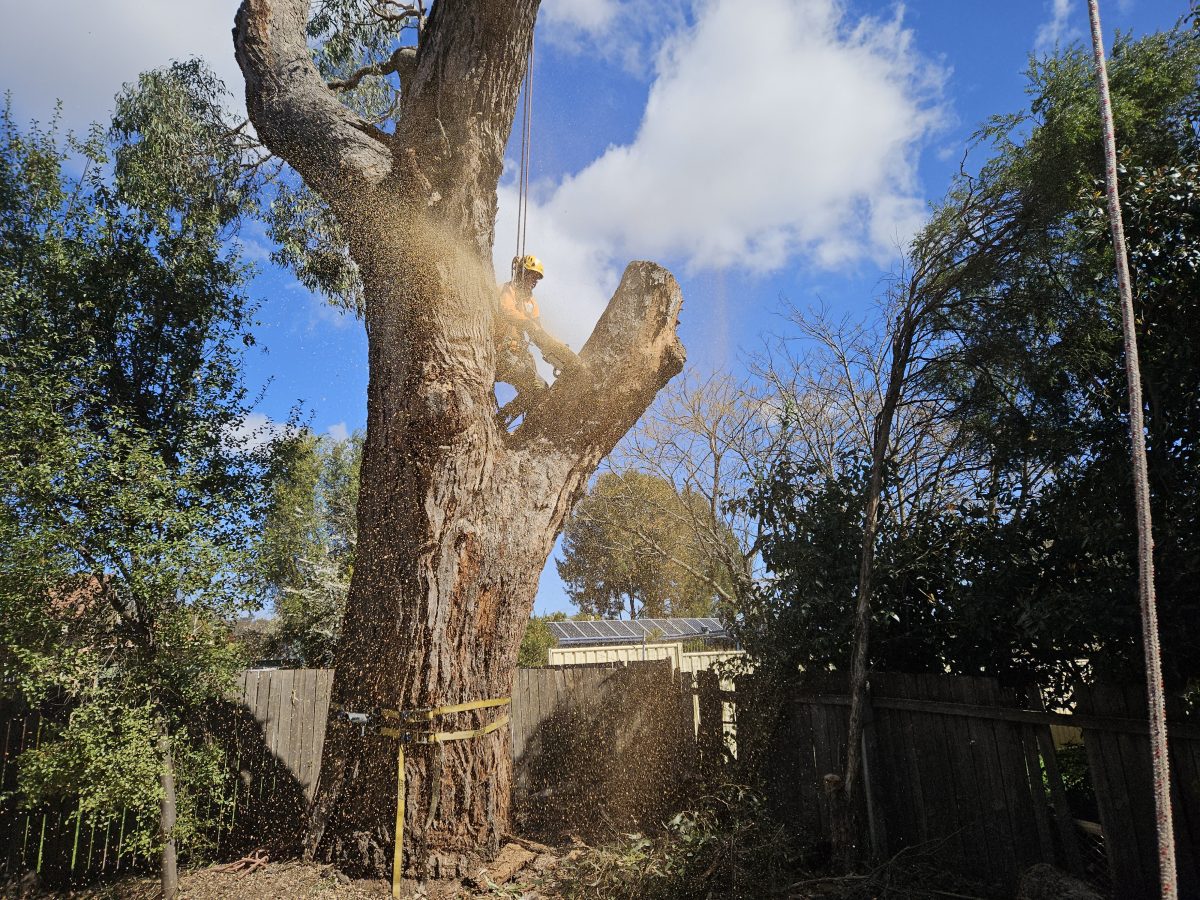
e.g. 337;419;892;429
7;666;1198;897
0;662;685;885
235;668;333;803
226;662;689;844
716;672;1200;900
510;661;688;839
1076;684;1200;899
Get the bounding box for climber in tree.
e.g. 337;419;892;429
496;254;582;423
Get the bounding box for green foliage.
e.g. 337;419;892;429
16;703;228;859
740;21;1200;700
556;784;799;900
925;24;1200;693
306;0;419;123
0;62;273;859
517;613;565;667
265;181;363;316
260;429;363;666
558;471;733;620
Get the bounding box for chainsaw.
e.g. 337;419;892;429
529;324;584;378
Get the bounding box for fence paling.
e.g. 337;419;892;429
718;673;1199;899
5;665;1196;896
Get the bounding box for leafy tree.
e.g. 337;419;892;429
559;471;730;620
260;429;363;666
0;62;272;897
740;21;1200;704
924;22;1200;693
231;2;685;869
516;612;565;668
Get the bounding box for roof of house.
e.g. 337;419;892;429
546;617;730;647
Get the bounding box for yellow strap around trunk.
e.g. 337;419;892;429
393;742;405;899
381;696;511;722
385;698;510;899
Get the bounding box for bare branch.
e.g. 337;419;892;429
328;46;418;92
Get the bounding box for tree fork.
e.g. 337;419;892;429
233;0;685;876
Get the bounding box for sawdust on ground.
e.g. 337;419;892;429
4;841;573;900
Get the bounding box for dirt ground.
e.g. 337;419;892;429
3;841;570;900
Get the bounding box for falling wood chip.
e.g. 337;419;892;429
468;843;537;888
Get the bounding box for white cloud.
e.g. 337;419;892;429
539;0;689;76
541;0;623;36
0;0;245;131
554;0;942;273
327;421;350;443
224;412;292;452
493;0;947;373
1035;0;1082;54
533;0;946;281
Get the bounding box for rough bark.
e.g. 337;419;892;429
233;0;685;877
157;723;179;900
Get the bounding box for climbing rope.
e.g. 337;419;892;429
515;29;535;267
1086;3;1177;897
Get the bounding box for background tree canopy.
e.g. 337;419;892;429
557;470;734;620
259;429;362;666
0;61;277;860
736;21;1200;702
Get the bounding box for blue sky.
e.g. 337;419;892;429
0;0;1187;615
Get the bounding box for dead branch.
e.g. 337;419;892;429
215;848;269;875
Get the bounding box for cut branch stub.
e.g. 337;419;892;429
233;0;393;196
516;261;686;454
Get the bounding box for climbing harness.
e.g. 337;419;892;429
514;29;536;273
1087;2;1177;896
332;697;512;899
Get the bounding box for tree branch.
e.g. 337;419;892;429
233;0;394;196
513;261;685;457
328;47;418;92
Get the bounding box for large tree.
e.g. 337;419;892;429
231;0;685;876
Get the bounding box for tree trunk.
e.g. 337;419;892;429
157;722;179;900
835;308;917;866
233;0;685;877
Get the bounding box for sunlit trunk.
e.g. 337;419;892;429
157;721;179;900
234;0;684;875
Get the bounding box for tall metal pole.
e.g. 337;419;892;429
1086;3;1177;895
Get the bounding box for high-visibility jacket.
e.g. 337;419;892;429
497;282;540;351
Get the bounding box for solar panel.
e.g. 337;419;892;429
546;616;732;646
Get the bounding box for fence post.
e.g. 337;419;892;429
860;682;886;860
696;670;723;779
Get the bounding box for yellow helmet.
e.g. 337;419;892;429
518;254;545;277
